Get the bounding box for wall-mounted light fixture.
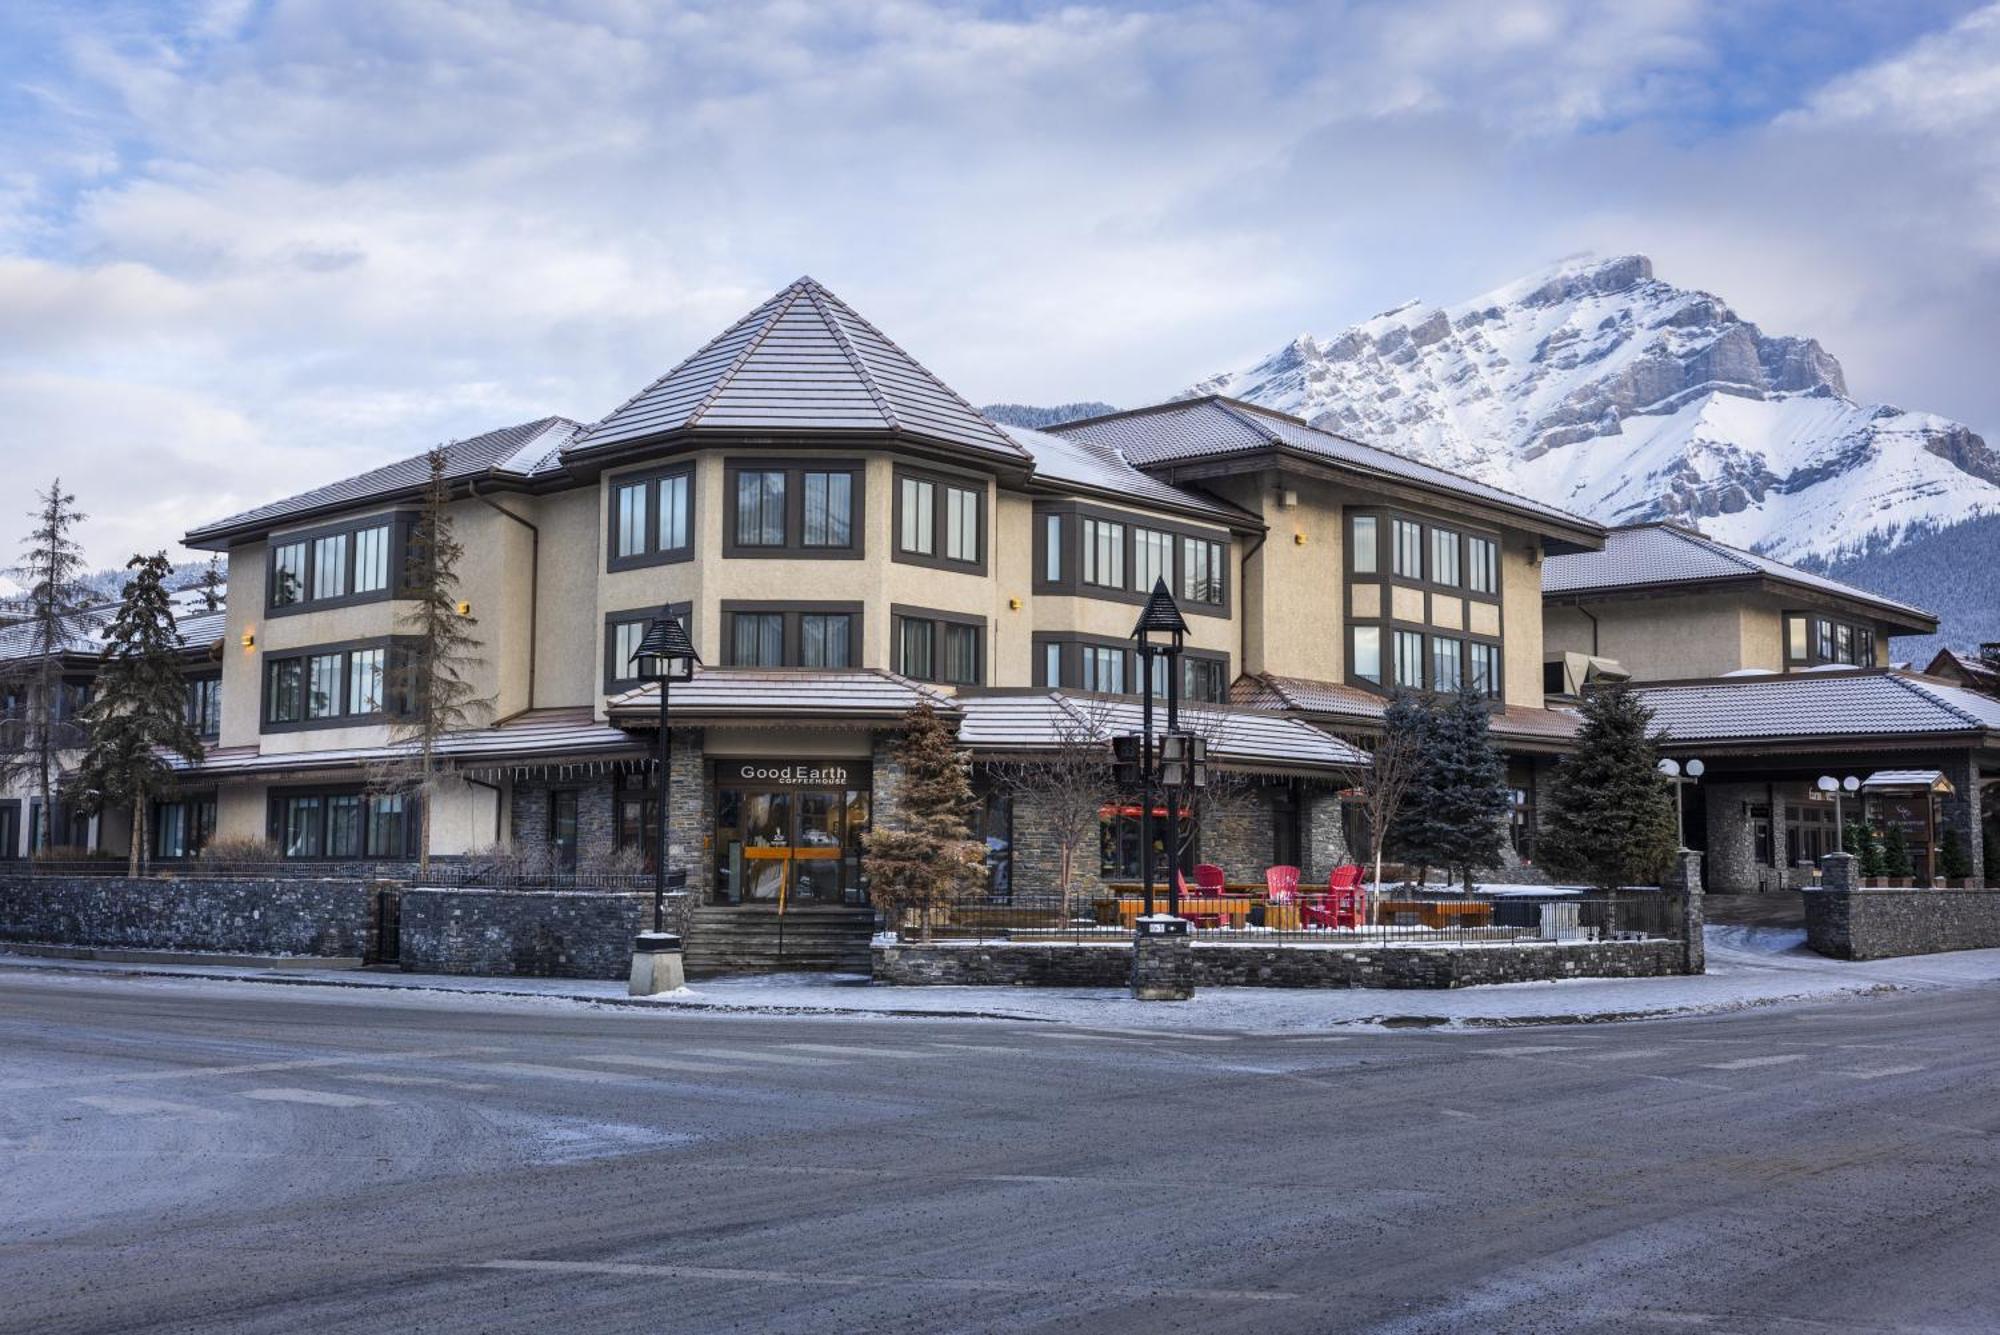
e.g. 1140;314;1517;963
241;629;255;650
457;601;472;616
1293;532;1307;546
1008;597;1021;611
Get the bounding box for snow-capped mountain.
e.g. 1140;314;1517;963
1184;254;2000;566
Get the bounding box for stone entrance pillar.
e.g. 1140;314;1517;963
1665;848;1705;974
1132;915;1194;1001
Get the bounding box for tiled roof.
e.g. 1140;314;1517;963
956;691;1368;773
572;277;1027;463
1542;523;1935;628
1000;424;1258;527
1637;670;2000;745
174;708;640;776
1231;673;1582;745
1049;397;1599;538
608;668;958;721
1926;647;2000;688
0;602;224;666
185;417;584;545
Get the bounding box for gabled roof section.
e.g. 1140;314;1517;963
1636;669;2000;747
1542;522;1936;632
1000;424;1259;528
1232;672;1582;748
571;277;1028;463
1048;396;1602;545
185;417;583;548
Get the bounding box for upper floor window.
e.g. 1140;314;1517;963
1431;636;1463;691
1082;645;1124;693
1044;515;1063;581
605;605;692;691
269;518;400;614
1351;515;1379;574
892;607;985;686
723;461;864;558
1467;536;1498;595
718;602;860;668
1785;612;1877;669
609;466;694;570
895;469;985;571
1391;520;1423;579
264;640;407;731
185;677;221;738
1182;537;1224;605
1082;518;1125;589
731;612;784;666
1393;630;1424;690
1036;502;1231;615
1134;528;1173;593
1430;529;1461;588
1352;625;1382;685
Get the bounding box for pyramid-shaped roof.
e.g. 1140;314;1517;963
571;277;1028;463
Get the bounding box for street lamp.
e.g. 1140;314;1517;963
1817;774;1862;851
1657;757;1705;848
1132;577;1188;919
632;608;699;934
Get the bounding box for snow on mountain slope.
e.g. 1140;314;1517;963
1185;254;2000;565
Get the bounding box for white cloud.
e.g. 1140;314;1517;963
0;0;1994;565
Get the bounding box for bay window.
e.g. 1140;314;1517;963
268;518;402;613
263;640;409;730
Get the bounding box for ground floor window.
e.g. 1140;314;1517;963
268;790;419;859
1099;801;1196;880
29;800;90;854
0;801;18;860
1786;802;1839;868
969;784;1012;902
549;789;579;872
152;796;217;860
1507;764;1536;860
709;780;870;907
1271;782;1302;869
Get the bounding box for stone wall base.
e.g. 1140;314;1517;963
0;874;377;958
874;938;1688;989
1804;886;2000;961
397;889;643;980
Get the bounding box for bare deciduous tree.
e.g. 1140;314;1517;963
987;694;1118;920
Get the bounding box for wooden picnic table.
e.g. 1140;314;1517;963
1373;899;1494;929
1094;894;1303;931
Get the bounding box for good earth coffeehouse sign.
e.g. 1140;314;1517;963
718;760;870;790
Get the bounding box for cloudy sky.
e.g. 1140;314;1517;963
3;0;1998;565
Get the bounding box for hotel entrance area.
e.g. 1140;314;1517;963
711;760;870;908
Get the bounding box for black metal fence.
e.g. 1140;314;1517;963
922;888;1690;948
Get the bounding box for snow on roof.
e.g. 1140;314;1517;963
1230;673;1582;745
608;668;959;721
955;691;1367;773
999;424;1257;526
1541;522;1936;629
1637;670;2000;745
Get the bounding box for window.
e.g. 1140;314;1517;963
1468;641;1499;698
1134;528;1173;594
550;790;579;872
658;474;690;552
1082;645;1125;693
264;642;404;729
1430;529;1461;587
1182;537;1224;605
896;617;932;679
312;533;348;600
803;471;853;548
1352;626;1382;685
1083;518;1124;588
609;467;694;568
943;623;980;685
1184;657;1227;703
731;613;784;666
1509;781;1535;859
1431;636;1462;692
1788;611;1878;668
614;480;648;559
1394;630;1425;689
735;470;787;548
613;620;647;682
1043;642;1063;688
272;541;307;607
604;606;692;690
1392;520;1423;579
801;613;852;668
354;525;390;593
186;677;221;738
270;790;419;860
1044;515;1063;581
899;477;934;555
152;796;216;860
1856;629;1875;668
1467;536;1498;595
944;485;979;563
1786;614;1809;661
892;611;983;685
1351;515;1378;574
1815;617;1835;661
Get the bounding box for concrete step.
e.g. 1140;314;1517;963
684;906;875;977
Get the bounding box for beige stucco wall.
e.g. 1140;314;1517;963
533;485;604;709
1498;531;1544;709
1543;593;1750;682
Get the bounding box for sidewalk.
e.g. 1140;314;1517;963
8;927;2000;1030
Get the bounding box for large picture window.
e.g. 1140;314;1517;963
607;465;694;570
269;789;420;860
267;518;402;615
262;640;409;731
717;602;861;669
724;461;864;558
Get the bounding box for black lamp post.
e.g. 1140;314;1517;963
1132;577;1189;920
632;608;699;934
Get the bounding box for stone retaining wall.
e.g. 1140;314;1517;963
873;938;1687;989
0;874;378;958
1804;885;2000;960
396;888;642;979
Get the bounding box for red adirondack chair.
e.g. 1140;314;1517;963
1264;865;1301;904
1195;863;1228;896
1175;870;1222;928
1304;867;1368;930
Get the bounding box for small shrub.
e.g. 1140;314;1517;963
199;837;280;863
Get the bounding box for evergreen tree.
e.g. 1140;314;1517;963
1880;824;1914;879
863;703;984;941
1381;692;1441;883
1857;824;1886;878
1938;829;1972;881
1418;680;1511;890
2;481;93;852
372;448;491;875
197;554;225;612
1536;683;1679;889
71;554;205;876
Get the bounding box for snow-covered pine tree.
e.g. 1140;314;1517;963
197;554;225;612
863;703;983;941
72;554;205;876
1420;679;1512;890
2;481;93;853
1536;683;1679;890
372;447;491;876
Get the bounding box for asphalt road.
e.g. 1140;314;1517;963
5;970;2000;1334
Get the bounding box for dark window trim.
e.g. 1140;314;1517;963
150;792;218;860
1345;506;1506;699
605;602;694;692
265;512;413;617
718;600;865;668
265;783;424;861
1784;610;1879;669
259;635;413;734
1345;505;1503;601
606;462;697;572
1031;631;1227;698
1346;616;1503;697
1030;500;1231;619
721;458;867;560
0;798;19;860
890;603;988;685
892;465;990;576
185;671;222;740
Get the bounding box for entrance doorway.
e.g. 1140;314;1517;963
712;760;870;908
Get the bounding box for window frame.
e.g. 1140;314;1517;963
185;673;222;740
716;600;864;669
1345;506;1505;697
265;514;410;617
1033;633;1227;701
892;465;988;574
266;785;423;861
605;462;697;572
890;604;987;685
1032;500;1232;617
721;459;867;560
604;603;694;693
1785;610;1880;669
259;637;413;733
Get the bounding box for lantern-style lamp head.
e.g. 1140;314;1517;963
633;609;699;684
1131;577;1189;657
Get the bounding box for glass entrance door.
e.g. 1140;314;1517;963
714;785;869;907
